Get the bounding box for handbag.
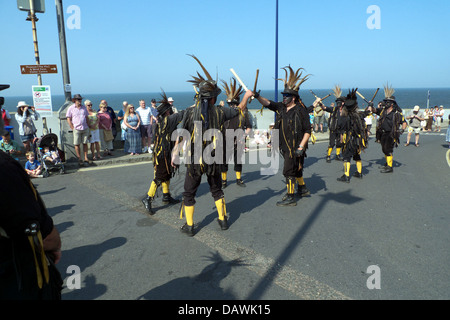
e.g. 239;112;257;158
23;117;36;136
103;129;114;142
121;121;127;131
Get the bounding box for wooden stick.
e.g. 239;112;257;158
370;88;380;103
230;68;249;91
356;91;369;104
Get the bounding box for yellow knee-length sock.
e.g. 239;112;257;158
336;147;341;155
147;181;157;197
184;206;194;226
236;171;241;180
222;172;227;181
162;181;170;193
327;148;332;156
344;162;350;176
356;160;362;173
296;177;305;186
386;155;393;167
215;198;227;220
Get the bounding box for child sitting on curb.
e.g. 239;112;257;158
25;151;44;178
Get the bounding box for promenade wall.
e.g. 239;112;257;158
5;109;449;161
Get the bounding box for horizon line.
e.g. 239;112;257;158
3;86;449;98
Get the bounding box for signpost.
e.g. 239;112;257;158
21;64;58;74
18;0;50;134
32;85;53;118
17;0;45;13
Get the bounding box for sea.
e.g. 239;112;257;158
2;87;449;114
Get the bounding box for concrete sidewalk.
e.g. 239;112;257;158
62;131;331;170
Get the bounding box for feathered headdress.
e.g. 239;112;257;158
277;65;310;97
332;84;345;102
383;82;396;100
344;88;358;111
187;54;221;99
156;89;172;117
221;78;244;105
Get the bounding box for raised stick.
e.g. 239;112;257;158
230;68;249;91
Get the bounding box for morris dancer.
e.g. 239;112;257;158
142;91;185;214
220;78;252;188
336;89;370;182
372;84;407;173
253;66;312;206
179;55;252;236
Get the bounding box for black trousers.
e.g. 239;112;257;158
342;146;361;162
154;153;172;183
328;131;342;149
380;132;394;156
183;165;223;206
222;143;243;173
282;151;304;179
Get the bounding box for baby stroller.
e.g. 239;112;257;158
34;133;66;176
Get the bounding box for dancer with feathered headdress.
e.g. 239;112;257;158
220;78;252;188
335;89;370;182
320;85;346;163
372;83;407;173
142;90;187;215
253;65;313;207
179;55;253;236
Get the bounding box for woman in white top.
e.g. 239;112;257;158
14;101;40;152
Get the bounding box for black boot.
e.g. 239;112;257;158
335;154;343;161
222;180;227;189
380;166;393;173
217;216;229;230
326;155;331;163
142;196;155;215
337;174;350;183
180;223;195;236
162;193;180;205
353;171;363;178
298;185;311;197
277;194;297;206
378;163;388;169
236;179;246;187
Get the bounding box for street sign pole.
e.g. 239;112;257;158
28;0;49;135
55;0;72;103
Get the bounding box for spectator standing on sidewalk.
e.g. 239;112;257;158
404;105;424;147
136;99;153;153
66;94;90;166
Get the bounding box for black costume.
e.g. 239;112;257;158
323;85;345;162
259;66;312;206
220;78;252;188
336;89;369;182
373;84;407;173
0;151;62;299
142;91;185;214
179;55;250;236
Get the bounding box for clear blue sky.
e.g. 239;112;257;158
1;0;449;97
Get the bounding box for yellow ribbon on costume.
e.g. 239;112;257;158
26;229;49;289
256;106;264;116
311;133;316;144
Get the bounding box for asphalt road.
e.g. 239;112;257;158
32;132;449;300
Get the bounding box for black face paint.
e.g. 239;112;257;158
282;95;293;105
